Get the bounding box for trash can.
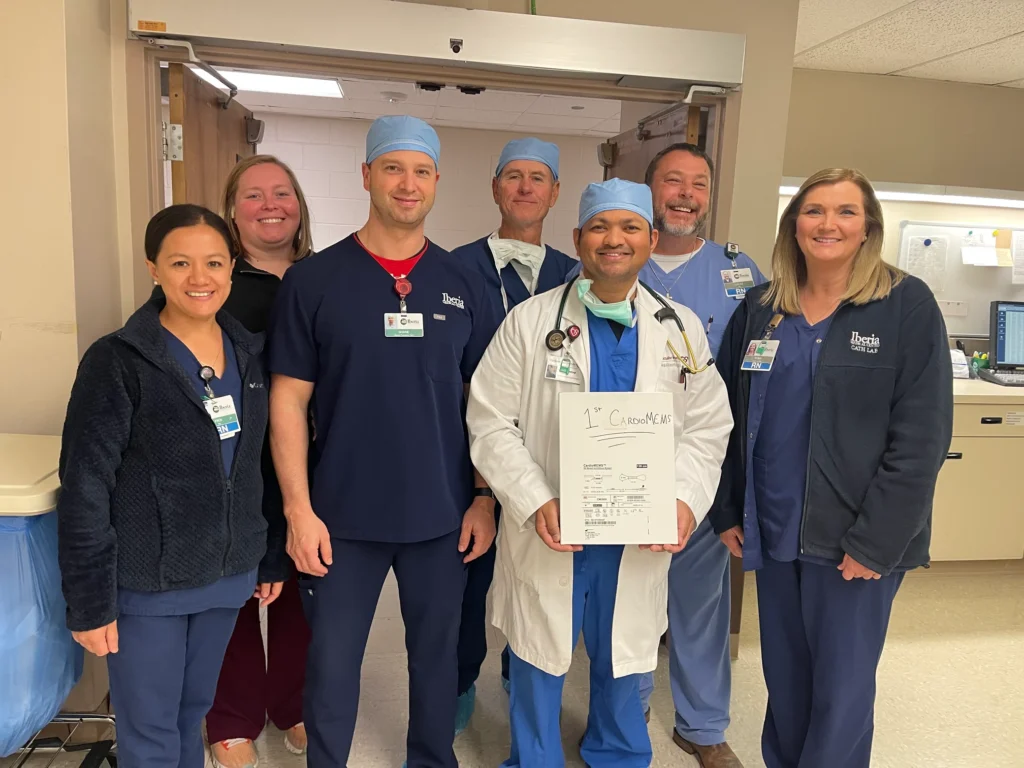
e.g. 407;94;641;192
0;433;82;757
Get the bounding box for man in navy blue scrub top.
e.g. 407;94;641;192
267;115;502;768
448;137;577;729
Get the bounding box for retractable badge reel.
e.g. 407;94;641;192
199;365;241;440
384;274;425;338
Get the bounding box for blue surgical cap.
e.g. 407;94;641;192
495;138;560;180
577;178;654;229
365;115;440;167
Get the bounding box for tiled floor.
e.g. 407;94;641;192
6;561;1023;767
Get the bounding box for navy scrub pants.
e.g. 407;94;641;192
303;530;466;768
503;546;651;768
756;557;904;768
456;527;510;696
105;607;240;768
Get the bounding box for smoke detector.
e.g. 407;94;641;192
380;90;408;104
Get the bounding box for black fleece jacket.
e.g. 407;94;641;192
57;296;288;632
710;275;953;575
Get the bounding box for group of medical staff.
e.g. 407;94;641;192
53;112;954;768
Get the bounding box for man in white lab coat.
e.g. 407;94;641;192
466;178;733;768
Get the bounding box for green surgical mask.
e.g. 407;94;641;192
576;278;636;327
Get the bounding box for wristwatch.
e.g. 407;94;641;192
473;487;495;499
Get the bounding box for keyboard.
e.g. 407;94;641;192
978;368;1024;387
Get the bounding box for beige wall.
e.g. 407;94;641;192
66;0;123;359
0;0;125;435
785;69;1024;192
0;0;80;436
406;0;802;270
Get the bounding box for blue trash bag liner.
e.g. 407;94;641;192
0;512;83;757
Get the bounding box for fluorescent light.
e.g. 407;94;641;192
779;185;1024;210
192;68;343;98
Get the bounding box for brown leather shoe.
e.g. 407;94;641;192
672;732;744;768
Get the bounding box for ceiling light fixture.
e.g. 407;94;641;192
192;67;343;98
779;186;1024;211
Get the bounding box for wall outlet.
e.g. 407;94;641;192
938;300;969;317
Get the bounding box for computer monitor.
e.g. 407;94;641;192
989;301;1024;371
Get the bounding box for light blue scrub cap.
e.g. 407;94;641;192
365;115;440;167
577;178;654;229
495;138;560;180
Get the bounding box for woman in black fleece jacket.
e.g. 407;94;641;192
56;204;288;768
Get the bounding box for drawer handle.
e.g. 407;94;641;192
981;417;1003;424
946;452;963;459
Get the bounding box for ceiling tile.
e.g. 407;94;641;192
1003;78;1024;87
436;87;539;112
344;100;436;120
337;79;439;105
896;31;1024;83
527;94;621;119
793;0;1024;74
589;117;622;135
795;0;917;54
434;106;521;126
514;113;604;131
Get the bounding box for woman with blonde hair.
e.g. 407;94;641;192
710;169;953;767
206;155;315;768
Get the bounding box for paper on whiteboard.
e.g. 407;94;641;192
1013;232;1024;285
558;391;677;546
906;236;948;292
961;246;1000;267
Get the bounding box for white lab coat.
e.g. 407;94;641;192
466;283;733;678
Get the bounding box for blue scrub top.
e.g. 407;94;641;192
744;314;832;565
163;328;241;477
117;328;256;617
451;236;576;315
269;236;503;543
588;313;639;393
638;242;766;357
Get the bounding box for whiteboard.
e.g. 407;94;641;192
897;221;1024;336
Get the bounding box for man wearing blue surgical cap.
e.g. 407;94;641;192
447;136;576;734
268;114;502;768
466;178;732;768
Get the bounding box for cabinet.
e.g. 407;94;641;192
931;382;1024;561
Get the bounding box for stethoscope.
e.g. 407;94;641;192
545;276;715;376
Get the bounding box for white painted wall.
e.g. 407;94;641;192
255;113;603;256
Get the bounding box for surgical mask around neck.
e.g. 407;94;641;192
576;278;636;327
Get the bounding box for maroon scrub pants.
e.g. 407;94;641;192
205;574;311;743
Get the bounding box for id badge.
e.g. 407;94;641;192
544;352;583;384
722;268;755;298
740;339;780;372
204;395;241;440
384;312;424;338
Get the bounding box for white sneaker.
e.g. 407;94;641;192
284;724;307;756
210;738;258;768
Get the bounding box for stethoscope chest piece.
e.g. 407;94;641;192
545;329;567;351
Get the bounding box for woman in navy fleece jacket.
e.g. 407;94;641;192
711;168;952;768
56;204;287;768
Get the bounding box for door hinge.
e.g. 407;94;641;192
163;122;183;161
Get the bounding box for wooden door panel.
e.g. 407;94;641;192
168;63;255;212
